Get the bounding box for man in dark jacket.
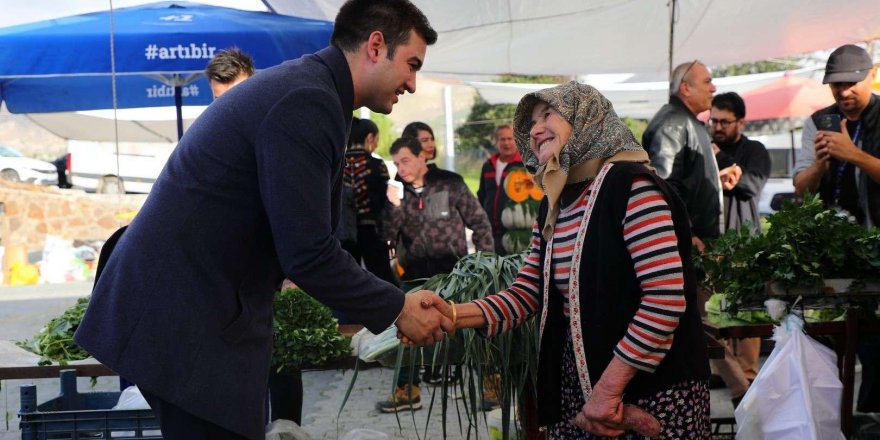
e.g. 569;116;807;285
794;44;880;228
376;136;494;412
643;60;722;252
385;137;494;282
711;92;771;233
708;91;770;408
793;44;880;412
73;1;454;439
477;124;524;255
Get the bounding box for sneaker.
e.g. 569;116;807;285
375;384;422;413
481;373;502;411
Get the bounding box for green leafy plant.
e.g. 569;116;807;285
17;297;91;366
695;194;880;313
350;251;534;440
272;287;352;373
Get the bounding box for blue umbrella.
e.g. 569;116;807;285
0;1;334;139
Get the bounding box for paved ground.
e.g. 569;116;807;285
0;281;848;439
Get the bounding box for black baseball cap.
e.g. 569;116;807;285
823;44;874;84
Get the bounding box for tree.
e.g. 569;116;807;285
370;113;395;158
711;58;806;78
455;74;566;153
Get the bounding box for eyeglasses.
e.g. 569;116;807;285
672;59;700;93
681;59;699;81
708;118;738;128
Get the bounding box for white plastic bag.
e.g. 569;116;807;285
265;419;312;440
112;385;151;410
735;313;844;440
358;325;400;362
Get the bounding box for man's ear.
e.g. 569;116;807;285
366;31;386;62
679;81;690;98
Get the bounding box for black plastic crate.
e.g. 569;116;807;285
19;369;161;440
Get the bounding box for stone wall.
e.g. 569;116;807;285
0;180;146;254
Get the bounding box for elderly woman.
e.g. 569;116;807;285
419;82;710;438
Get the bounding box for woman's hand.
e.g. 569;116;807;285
570;402;661;438
571;383;627;437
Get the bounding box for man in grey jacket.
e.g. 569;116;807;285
643;60;722;252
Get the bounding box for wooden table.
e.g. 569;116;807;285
704;313;880;438
0;325;370;382
0;340;116;380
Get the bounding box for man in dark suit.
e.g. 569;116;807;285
74;1;453;439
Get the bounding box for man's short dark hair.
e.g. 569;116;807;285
205;48;255;84
331;0;437;58
494;124;513;141
390;136;422;156
711;92;746;120
401;121;433;139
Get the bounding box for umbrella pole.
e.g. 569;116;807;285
175;86;184;141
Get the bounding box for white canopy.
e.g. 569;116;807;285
265;0;880;76
470;67;825;119
4;1;879;143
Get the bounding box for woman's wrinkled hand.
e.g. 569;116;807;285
570;401;661;438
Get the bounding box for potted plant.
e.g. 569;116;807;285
271;286;352;424
695;194;880;315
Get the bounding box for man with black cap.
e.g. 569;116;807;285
794;44;880;228
793;43;880;413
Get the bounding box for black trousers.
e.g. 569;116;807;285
342;224;397;285
268;370;303;424
858;334;880;412
140;388;250;440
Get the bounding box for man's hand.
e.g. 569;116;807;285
718;164;742;191
692;236;706;254
816;124;862;164
395;290;454;346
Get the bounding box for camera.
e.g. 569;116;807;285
817;114;841;132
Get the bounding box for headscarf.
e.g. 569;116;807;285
513;81;650;239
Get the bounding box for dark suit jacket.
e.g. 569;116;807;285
74;47;405;440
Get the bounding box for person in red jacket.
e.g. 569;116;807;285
477;124;525;255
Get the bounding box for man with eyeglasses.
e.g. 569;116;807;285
643;60;722;253
793;44;880;413
710;92;771;233
708;91;771;409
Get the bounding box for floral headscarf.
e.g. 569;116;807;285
513;81;650;239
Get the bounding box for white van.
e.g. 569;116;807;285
748;132;799;215
65;140;175;194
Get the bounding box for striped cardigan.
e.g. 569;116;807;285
473;161;709;427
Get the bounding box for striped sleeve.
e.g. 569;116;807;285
472;223;542;337
613;176;686;373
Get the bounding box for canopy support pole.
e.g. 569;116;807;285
175;86;184;141
443;85;455;172
668;0;677;80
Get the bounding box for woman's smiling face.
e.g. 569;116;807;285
529;101;572;165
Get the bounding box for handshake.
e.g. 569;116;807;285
394;290;460;346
